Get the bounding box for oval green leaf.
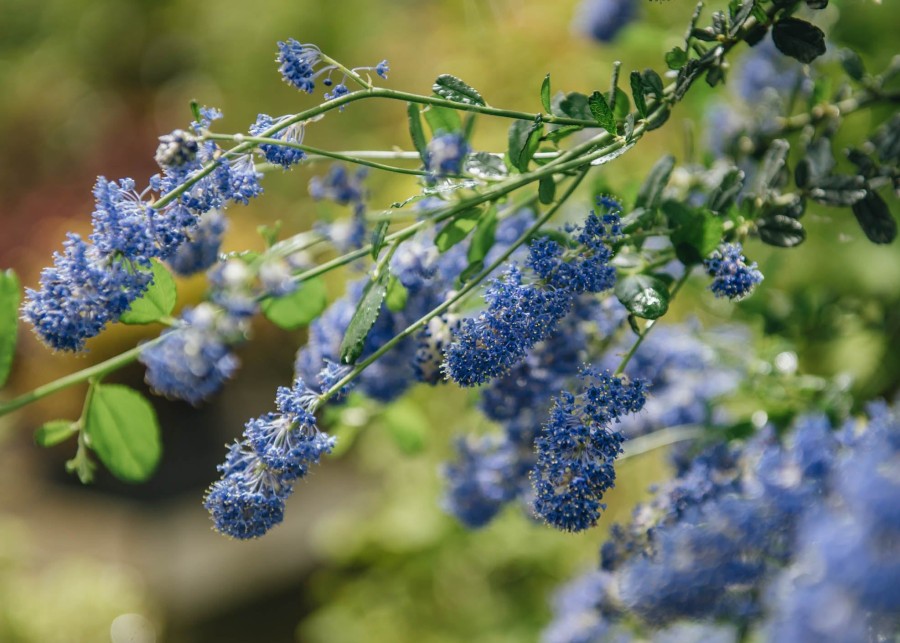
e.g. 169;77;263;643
120;261;176;325
35;419;78;447
433;74;486;107
615;274;671;320
262;277;328;330
86;384;162;483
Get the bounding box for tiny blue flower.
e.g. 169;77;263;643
276;39;322;93
574;0;637;43
249;114;307;169
425;133;470;179
705;242;763;300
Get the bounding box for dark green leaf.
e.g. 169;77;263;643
794;138;834;188
35;420;78;447
635;155;676;211
463;112;477;141
540;74;552;113
435;207;483;253
370;220;390;261
663;202;725;265
691;28;718;42
757;215;807;247
423;105;462;135
752;139;790;196
851;191;897;244
554;92;592;121
433;74;486;106
539;177;556;205
729;1;756;37
0;269;20;388
646;106;671;131
588;91;616;133
407;103;428;162
706;167;745;214
120;261;176;325
808;174;867;207
772;18;826;64
706;65;725;88
763;195;806;220
339;270;390;364
641;69;664;99
385;275;408;312
630;71;648;119
871;114;900;164
624;114;635;143
805;0;828;9
665;47;688;70
465;151;508;180
839;49;865;81
508;119;543;173
85;384;161;483
262;277;328;330
615;274;671;320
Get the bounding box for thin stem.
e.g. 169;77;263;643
619;425;706;461
318;168;591;405
614;268;693;377
320;54;372;90
205;134;437;178
0;336;165;417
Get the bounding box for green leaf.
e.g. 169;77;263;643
120;261;176;325
257;221;282;248
839;49;865;82
588;91;616;134
624;114;635;143
407;103;428;162
540;74;552;113
630;71;648;119
706;167;745;214
641;69;664;99
423;105;462;135
635;155;675;211
539;177;556;205
339;270;390;364
370;220;390;261
772;18;826;64
508;119;543;173
385;275;408;312
0;269;20;388
663;202;725;265
467;207;498;266
85;384;162;483
35;420;78;447
465;151;508;180
435;207;483;252
262;277;328;330
665;47;688;70
808;174;867;207
615;274;671;320
433;74;486;106
757;215;807;248
752;139;790;196
851;191;897;244
554;92;592;121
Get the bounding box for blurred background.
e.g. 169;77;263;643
0;0;897;641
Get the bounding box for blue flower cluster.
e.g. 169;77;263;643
249;114;308;169
204;376;335;539
166;209;228;276
425;133;470;180
444;205;620;387
704;242;763;300
22;99;299;351
531;368;647;532
276;38;388;100
443;297;618;528
310;164;369;251
139;303;245;406
544;403;900;641
22;177;195;351
573;0;637;43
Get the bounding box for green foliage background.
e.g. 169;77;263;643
0;1;897;641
